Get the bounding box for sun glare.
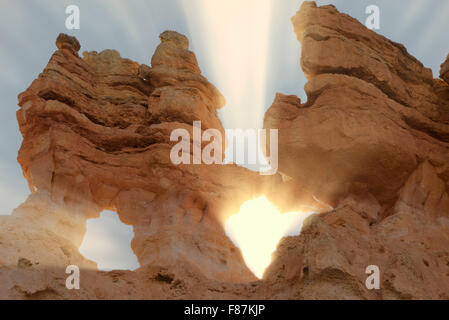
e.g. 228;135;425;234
181;0;273;130
180;1;316;279
225;196;316;279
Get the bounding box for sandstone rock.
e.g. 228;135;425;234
12;31;275;285
2;29;329;300
395;161;449;218
262;204;449;299
2;2;449;300
293;2;449;123
56;33;80;53
265;2;449;208
442;54;449;84
261;1;449;300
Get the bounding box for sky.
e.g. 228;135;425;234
0;0;448;271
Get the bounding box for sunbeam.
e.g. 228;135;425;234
225;197;316;279
181;0;274;130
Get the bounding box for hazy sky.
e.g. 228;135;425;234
1;0;448;270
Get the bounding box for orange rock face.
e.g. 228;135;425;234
262;2;449;299
0;27;326;299
265;2;449;208
442;54;449;85
1;2;449;299
9;29;269;287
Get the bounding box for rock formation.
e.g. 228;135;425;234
442;54;449;85
3;29;263;296
1;1;449;299
0;27;324;299
263;2;449;299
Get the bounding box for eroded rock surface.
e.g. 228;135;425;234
1;2;449;300
263;2;449;299
1;30;267;298
442;54;449;85
0;27;325;299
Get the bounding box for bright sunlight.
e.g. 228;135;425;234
225;196;316;279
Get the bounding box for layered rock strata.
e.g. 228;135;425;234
1;2;449;300
1;31;272;298
262;2;449;299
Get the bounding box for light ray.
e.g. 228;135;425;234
181;0;274;130
225;196;316;279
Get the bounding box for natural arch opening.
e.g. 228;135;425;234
224;196;317;279
79;210;140;271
